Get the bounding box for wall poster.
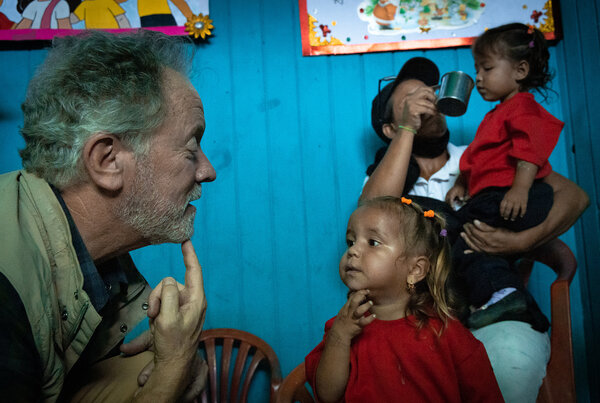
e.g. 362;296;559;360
0;0;210;41
299;0;560;56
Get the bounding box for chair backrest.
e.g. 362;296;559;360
518;238;577;403
198;328;282;403
275;362;315;403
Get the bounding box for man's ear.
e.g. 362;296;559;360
408;256;429;284
82;133;130;192
515;60;530;81
382;123;396;140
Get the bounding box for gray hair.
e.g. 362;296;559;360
20;30;192;188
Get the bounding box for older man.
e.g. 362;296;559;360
0;31;216;401
361;57;588;402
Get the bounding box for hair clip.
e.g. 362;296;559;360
527;25;535;34
439;229;448;237
424;210;435;218
528;40;535;48
401;197;412;205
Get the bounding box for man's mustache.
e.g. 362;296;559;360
187;186;202;203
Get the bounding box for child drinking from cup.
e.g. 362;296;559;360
305;197;502;402
446;23;563;329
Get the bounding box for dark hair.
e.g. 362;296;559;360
17;0;33;13
472;23;553;98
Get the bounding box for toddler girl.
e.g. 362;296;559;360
446;23;563;330
305;197;502;402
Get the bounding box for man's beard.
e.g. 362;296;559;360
115;161;202;244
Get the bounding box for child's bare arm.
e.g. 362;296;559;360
315;290;375;403
500;160;538;220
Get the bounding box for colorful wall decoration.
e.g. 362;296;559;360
0;0;209;41
299;0;560;56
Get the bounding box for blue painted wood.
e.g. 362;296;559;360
552;2;600;401
0;0;596;401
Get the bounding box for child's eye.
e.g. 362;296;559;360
346;239;355;247
368;239;381;247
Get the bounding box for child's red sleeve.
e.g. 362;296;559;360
507;111;563;167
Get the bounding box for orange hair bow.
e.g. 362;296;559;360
424;210;435;218
401;197;412;205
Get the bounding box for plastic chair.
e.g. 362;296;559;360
275;362;315;403
198;328;282;403
518;238;577;403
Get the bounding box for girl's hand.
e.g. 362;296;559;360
500;186;529;221
394;85;437;133
329;289;375;345
445;183;469;209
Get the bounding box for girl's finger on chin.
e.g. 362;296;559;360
355;300;374;317
358;314;376;327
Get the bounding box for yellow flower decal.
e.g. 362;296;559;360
185;13;213;39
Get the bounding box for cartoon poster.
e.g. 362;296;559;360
299;0;560;56
0;0;210;41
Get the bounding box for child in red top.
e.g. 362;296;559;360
446;23;563;330
305;197;502;403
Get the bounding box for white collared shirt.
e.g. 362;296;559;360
363;143;466;204
407;143;466;203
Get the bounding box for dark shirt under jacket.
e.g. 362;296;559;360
0;187;129;401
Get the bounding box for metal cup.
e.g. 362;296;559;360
435;71;474;117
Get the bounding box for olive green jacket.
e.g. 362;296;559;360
0;170;151;402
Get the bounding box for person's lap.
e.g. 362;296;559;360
62;351;154;402
472;321;550;403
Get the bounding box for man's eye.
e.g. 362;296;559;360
187;150;198;161
369;239;380;246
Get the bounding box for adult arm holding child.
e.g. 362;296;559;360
461;171;589;254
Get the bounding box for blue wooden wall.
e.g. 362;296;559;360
0;0;597;401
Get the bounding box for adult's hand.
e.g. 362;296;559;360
460;220;528;255
133;240;207;402
120;330;208;402
461;172;590;256
151;240;206;363
393;85;437;133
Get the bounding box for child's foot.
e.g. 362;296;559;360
467;290;528;329
478;287;517;309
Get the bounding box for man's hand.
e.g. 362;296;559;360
329;289;375;345
133;240;207;402
150;241;206;364
394;85;437;133
500;186;529;221
121;330;208;402
460;220;528;255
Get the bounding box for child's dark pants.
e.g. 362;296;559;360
453;181;553;307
